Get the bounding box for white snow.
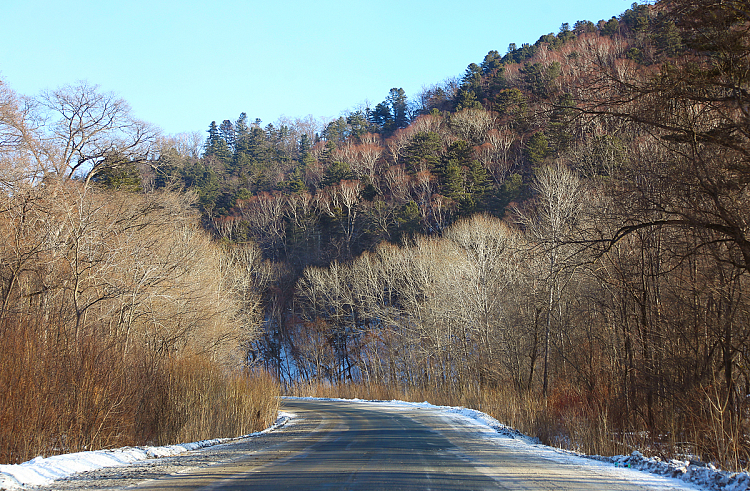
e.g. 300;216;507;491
2;398;749;490
0;413;293;490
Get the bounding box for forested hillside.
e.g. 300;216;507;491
2;0;749;472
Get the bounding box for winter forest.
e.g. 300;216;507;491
1;0;749;473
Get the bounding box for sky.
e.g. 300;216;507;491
1;0;631;136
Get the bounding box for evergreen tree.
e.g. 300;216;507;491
454;88;482;111
285;166;306;194
91;153;143;193
387;88;409;129
322;160;353;188
494;88;528;126
346;111;373;140
403;132;442;173
547;93;575;154
205;121;221;154
498;172;524;209
558;22;575;43
655;18;682;57
520;62;560;98
219;119;235;153
233;112;251;176
395;200;421;240
481;50;503;76
573;20;596;34
464;158;490;213
369;102;393;132
180;161;219;212
525;132;550;166
204;121;232;164
323;117;349;143
462;63;483;95
600;17;620;36
441;157;464;205
621;2;650;32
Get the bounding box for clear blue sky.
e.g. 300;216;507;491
1;0;631;136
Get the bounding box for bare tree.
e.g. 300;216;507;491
449;108;496;146
444;214;520;382
37;82;159;186
515;161;585;396
322;180;363;257
0;79;46;188
383;165;410;203
479;126;516;186
237;192;287;259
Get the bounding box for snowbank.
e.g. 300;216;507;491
0;413;292;490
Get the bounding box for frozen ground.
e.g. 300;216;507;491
0;398;747;490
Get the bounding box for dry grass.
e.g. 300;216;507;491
157;356;279;445
0;316;279;464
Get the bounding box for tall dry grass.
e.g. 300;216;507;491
0;316;136;463
0;184;278;465
0;316;279;464
156;356;279;445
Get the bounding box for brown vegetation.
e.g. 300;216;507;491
0;182;279;464
244;1;750;473
287;207;750;471
2;0;749;475
0;80;279;464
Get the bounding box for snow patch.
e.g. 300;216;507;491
0;413;292;490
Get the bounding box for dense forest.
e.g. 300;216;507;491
1;0;749;472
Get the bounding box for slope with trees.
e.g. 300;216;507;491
167;0;746;469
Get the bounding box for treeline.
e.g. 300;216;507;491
150;2;685;266
0;82;278;463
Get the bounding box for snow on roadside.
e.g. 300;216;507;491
4;396;749;491
289;397;750;491
433;404;748;491
0;413;293;490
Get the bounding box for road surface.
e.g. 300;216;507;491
109;398;685;491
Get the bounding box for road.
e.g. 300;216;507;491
115;398;684;491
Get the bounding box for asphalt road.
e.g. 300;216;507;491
127;398;667;491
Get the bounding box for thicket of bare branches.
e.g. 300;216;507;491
0;180;277;463
0;80;277;464
288;191;750;469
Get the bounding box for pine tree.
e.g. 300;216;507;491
204;121;232;164
387;88;409;129
525;132;550;166
403;132;442;173
91;153;143;193
369;102;393;132
219;120;235;153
